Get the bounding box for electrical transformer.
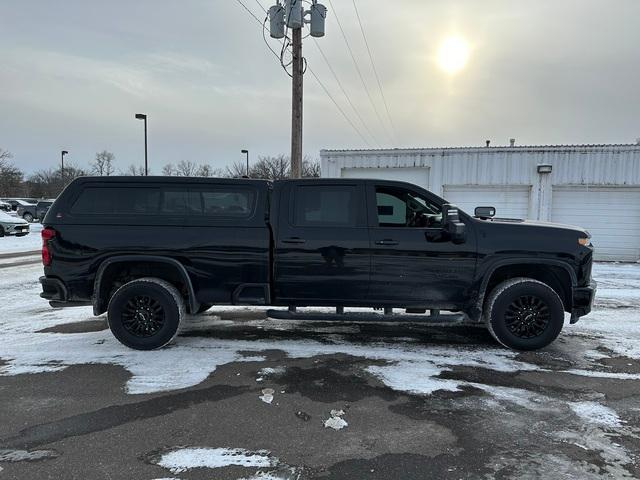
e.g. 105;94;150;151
285;0;303;28
309;2;327;37
269;4;285;38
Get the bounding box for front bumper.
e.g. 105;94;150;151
2;223;29;235
570;280;597;324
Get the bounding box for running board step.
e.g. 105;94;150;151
266;309;466;324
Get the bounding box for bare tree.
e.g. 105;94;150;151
161;163;175;176
91;150;116;176
225;161;251;178
302;158;321;178
195;164;221;177
27;164;87;198
254;155;290;180
0;148;24;197
123;164;146;176
225;155;320;180
175;160;198;176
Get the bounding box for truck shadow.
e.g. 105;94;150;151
180;311;497;347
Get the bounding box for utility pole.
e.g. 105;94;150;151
269;0;326;179
290;26;303;179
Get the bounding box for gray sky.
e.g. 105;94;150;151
1;0;639;174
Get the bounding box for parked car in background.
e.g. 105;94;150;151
0;201;11;212
0;210;30;237
17;200;54;223
1;199;36;213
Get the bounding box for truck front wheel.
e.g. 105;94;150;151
484;278;564;350
107;277;184;350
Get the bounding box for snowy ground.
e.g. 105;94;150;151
0;222;42;254
0;255;639;479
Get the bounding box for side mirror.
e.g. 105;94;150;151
474;206;496;219
442;204;466;244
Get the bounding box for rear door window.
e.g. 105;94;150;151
292;185;364;227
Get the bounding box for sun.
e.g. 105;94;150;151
437;36;470;74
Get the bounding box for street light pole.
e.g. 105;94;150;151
61;150;68;178
135;113;148;176
241;149;249;177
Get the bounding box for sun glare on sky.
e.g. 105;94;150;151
437;36;470;74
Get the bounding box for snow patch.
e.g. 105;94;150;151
0;223;42;254
324;409;348;430
155;447;276;474
259;388;275;404
256;366;285;382
0;449;58;462
569;402;622;428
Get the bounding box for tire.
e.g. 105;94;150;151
107;277;185;350
0;227;4;237
484;277;564;350
194;303;214;314
23;213;34;223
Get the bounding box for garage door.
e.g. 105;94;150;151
552;186;640;262
341;167;429;189
443;185;531;219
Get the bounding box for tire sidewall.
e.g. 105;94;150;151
108;280;181;350
488;280;564;350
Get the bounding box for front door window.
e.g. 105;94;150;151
375;187;443;228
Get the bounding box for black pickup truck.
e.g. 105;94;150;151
40;177;596;351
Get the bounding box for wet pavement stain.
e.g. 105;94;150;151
0;384;249;450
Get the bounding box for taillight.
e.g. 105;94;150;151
41;227;56;266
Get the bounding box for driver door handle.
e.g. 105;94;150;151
282;237;306;244
375;239;399;246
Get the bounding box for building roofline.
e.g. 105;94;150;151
321;143;640;155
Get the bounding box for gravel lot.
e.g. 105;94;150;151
0;253;639;479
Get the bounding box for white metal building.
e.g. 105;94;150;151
320;144;640;262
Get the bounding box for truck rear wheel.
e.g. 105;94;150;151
107;277;184;350
484;278;564;350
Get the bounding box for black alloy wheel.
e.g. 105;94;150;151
107;277;184;350
485;278;564;350
504;295;551;339
122;295;165;337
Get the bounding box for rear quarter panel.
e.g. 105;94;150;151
43;179;271;305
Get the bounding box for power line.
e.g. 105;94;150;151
233;0;371;146
311;39;378;148
351;0;397;141
307;67;371;146
326;0;393;145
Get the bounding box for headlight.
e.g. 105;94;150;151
578;237;591;246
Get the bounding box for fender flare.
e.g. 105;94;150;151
476;258;577;309
93;255;199;315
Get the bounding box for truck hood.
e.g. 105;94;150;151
483;217;589;236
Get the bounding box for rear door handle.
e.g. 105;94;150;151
375;239;399;246
282;237;306;244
